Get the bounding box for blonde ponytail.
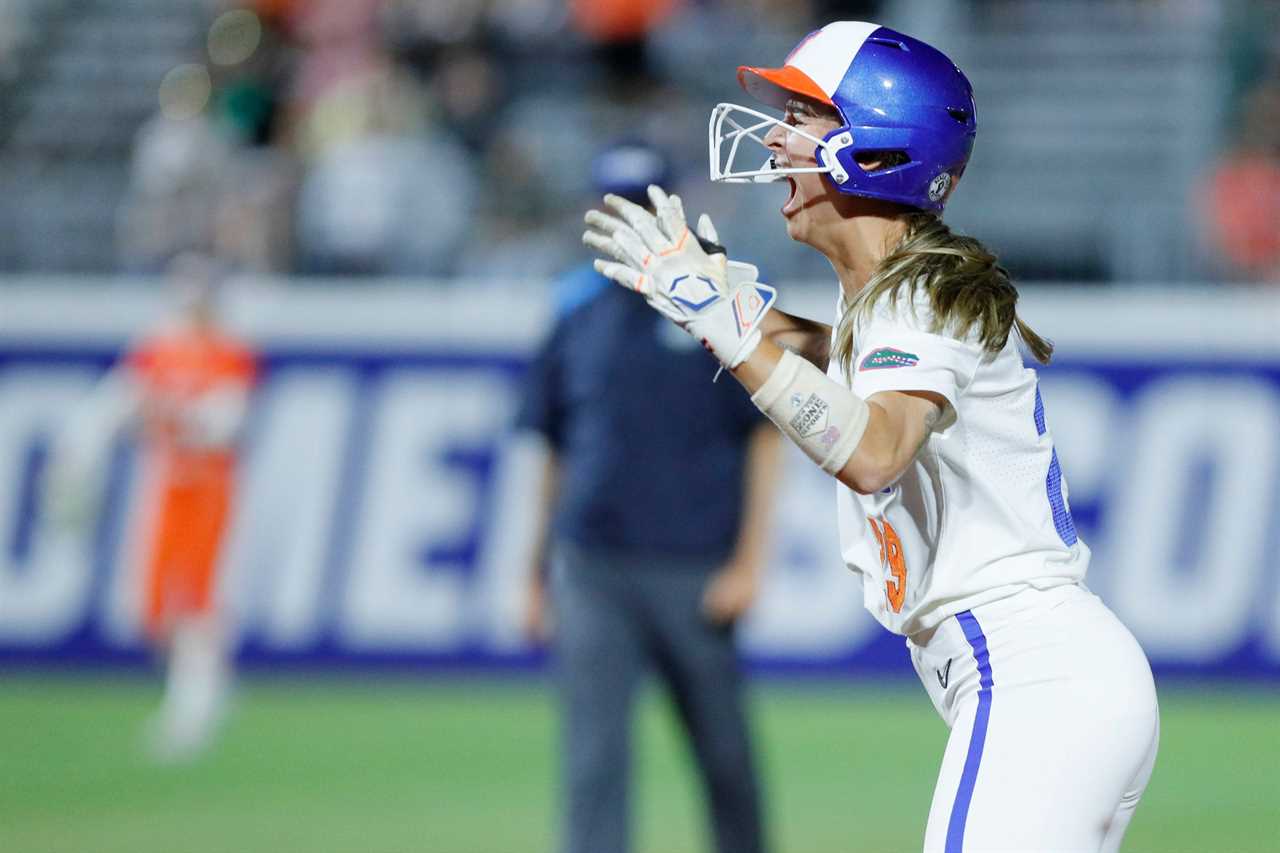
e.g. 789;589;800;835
832;213;1052;377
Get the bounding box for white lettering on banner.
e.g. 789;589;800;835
1109;377;1280;661
338;370;515;650
471;433;548;651
1269;544;1280;662
0;367;99;642
222;370;356;649
1;280;1278;674
741;445;879;656
98;461;145;647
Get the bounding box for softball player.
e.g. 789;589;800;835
583;20;1159;853
44;253;256;760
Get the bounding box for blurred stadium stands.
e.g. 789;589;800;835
0;0;1274;281
0;0;205;271
937;1;1231;281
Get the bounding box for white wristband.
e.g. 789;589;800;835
751;350;869;475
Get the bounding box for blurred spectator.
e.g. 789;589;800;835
517;141;780;853
414;34;508;154
296;130;476;276
212;147;298;273
118;111;234;273
1201;78;1280;282
568;0;680;44
41;254;258;761
277;0;480;276
210;5;292;148
118;2;297;274
282;0;390;158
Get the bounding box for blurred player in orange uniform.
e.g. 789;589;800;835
45;253;257;760
128;280;255;641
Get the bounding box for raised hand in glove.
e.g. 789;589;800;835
582;185;776;370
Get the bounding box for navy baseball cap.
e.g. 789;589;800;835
590;140;673;204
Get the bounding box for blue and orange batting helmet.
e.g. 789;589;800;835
711;21;977;213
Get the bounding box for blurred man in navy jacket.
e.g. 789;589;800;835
517;141;779;853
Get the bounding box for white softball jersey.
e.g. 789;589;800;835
828;287;1158;852
829;288;1089;637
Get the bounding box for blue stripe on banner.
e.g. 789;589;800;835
946;611;994;853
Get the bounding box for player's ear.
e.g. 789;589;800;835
854;150;911;173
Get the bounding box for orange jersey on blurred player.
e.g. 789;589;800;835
126;324;257;639
39;253;257;761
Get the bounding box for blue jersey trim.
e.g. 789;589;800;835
947;610;994;853
1034;386;1079;545
1046;449;1078;545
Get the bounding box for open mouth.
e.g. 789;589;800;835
781;176;799;216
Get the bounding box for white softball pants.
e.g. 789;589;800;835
909;583;1160;853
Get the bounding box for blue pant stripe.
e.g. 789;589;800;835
945;610;994;853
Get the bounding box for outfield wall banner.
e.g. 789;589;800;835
1;281;1278;677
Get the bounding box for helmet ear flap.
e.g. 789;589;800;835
817;126;855;187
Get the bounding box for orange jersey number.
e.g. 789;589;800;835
867;516;907;613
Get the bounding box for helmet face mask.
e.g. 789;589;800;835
708;102;850;185
708;21;977;214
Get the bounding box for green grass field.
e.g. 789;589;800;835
1;674;1276;853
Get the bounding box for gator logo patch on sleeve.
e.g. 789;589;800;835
859;347;919;371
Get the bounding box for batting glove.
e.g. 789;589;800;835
582;185;776;370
